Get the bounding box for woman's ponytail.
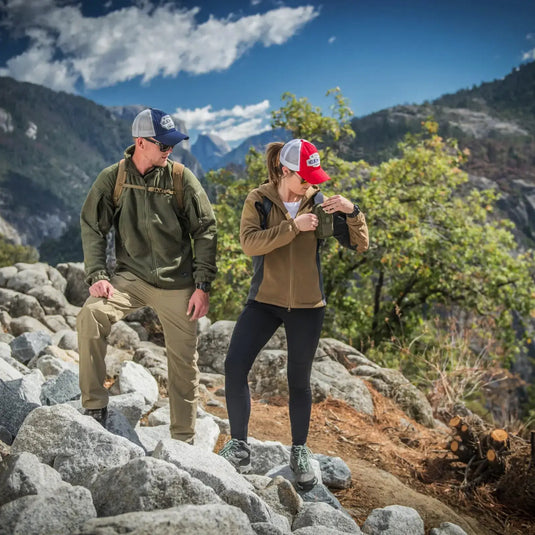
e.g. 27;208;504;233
265;142;284;186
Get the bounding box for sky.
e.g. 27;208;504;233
0;0;534;147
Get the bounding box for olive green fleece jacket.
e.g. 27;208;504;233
240;182;368;309
80;145;217;289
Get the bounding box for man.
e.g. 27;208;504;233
77;108;217;444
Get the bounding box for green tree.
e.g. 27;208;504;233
0;234;39;267
349;122;533;358
208;166;256;319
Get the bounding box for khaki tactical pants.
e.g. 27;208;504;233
77;271;199;442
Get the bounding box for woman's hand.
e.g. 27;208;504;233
321;195;354;214
294;213;319;232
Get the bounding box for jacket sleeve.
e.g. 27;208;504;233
346;211;369;252
240;191;299;256
182;168;218;283
80;166;117;286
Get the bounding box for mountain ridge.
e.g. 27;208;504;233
0;62;534;256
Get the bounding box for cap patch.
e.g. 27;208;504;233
160;114;175;131
306;152;321;168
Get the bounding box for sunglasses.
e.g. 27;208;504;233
295;173;308;185
144;137;174;152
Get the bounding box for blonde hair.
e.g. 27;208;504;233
265;142;285;186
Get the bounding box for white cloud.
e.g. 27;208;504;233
328;36;336;44
175;100;271;142
522;49;535;61
0;29;79;91
0;1;319;92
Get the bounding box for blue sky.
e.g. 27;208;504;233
1;0;534;146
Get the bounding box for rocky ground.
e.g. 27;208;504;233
1;261;534;534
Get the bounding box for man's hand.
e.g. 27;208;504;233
187;289;210;320
89;280;114;299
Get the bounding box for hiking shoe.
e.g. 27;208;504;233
218;439;251;473
290;445;317;491
84;407;108;425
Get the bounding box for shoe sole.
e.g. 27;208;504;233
219;455;251;474
237;462;252;474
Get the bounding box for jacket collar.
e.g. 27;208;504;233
124;144;167;180
258;181;320;211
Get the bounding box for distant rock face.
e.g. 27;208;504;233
441;107;528;139
218;127;292;169
0;188;72;247
0;215;22;245
192;133;231;172
0;108;14;133
382;105;529;140
25;121;37;140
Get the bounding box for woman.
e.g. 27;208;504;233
219;138;369;490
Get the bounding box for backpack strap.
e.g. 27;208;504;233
113;159;126;206
171;162;185;211
313;191;324;204
113;160;185;209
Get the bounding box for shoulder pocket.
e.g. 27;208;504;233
312;204;333;239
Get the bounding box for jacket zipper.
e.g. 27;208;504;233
287;201;307;311
288;239;293;311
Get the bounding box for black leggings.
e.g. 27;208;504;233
224;300;325;445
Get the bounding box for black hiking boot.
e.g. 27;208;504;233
84;406;108;426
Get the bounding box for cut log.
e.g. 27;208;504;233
481;429;510;455
486;448;506;476
448;439;473;463
490;429;509;446
449;416;462;428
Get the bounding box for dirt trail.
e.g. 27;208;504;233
208;388;535;535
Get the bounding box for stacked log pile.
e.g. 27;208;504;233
446;415;535;515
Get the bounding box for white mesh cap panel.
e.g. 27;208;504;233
280;139;302;171
132;109;156;137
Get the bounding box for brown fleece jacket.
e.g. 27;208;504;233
240;182;368;309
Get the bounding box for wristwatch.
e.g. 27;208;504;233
195;282;211;293
347;204;361;218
